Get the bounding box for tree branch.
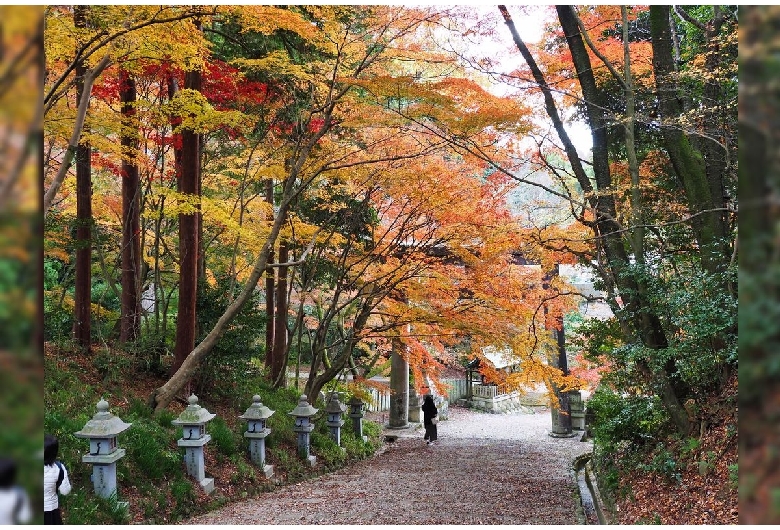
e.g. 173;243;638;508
572;7;627;90
43;53;112;217
673;6;707;31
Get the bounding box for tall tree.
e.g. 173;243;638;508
148;5;457;411
498;5;692;433
119;68;141;343
171;19;203;376
264;179;275;371
72;5;93;353
649;5;730;274
270;236;289;387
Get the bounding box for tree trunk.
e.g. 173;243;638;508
649;5;727;274
151;50;340;412
701;7;729;243
171;66;202;377
500;5;690;435
557;4;689;435
264;179;275;368
43;52;110;217
150;177;298;412
119;69;141;343
621;6;644;264
271;239;289;387
72;5;92;353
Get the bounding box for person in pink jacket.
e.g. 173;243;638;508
43;435;71;525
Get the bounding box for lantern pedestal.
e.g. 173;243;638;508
245;431;273;478
83;450;125;499
295;426;317;467
408;386;422;423
569;391;585;431
177;435;215;493
325;392;346;449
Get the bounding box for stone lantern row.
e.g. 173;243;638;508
72;392;368;502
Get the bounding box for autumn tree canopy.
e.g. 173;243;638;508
43;4;735;428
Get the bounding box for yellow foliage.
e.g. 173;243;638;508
227;5;320;41
231;52;316;84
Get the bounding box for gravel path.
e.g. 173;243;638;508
184;406;592;525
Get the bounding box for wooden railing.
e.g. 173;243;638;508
472;383;513;399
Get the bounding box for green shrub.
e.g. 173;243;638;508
728;463;738;490
268;446;306;482
680;436;701;458
170;477;196;520
44;290;74;342
194;276;267;396
231;453;256;484
340;421;380;458
122;420;181;480
587;387;668;453
311;431;346;469
123;329;174;377
642;444;681;483
209;416;239;457
93;348;133;384
62;489;101;525
155;409;177;430
587;387;671;494
62;489;130;525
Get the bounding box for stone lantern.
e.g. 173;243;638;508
324;392;347;447
289;394;318;466
348;396;367;442
239;395;275;478
171;394;216;493
74;398;131;500
408;385;422;423
569;390;585;431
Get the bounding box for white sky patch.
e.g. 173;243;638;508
435;5;593;154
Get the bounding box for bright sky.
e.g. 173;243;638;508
440;5;593;154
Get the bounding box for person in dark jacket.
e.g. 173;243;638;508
421;394;438;444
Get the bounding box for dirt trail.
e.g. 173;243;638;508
184;406;592;525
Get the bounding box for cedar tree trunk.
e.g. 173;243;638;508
171;67;202;376
119;69;141;343
72;5;92;353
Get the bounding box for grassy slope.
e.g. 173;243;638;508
43;343;382;524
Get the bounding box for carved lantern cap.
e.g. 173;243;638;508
325;393;347;414
288;394;318;418
74;398;131;438
239;395;275;421
171;394;216;426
